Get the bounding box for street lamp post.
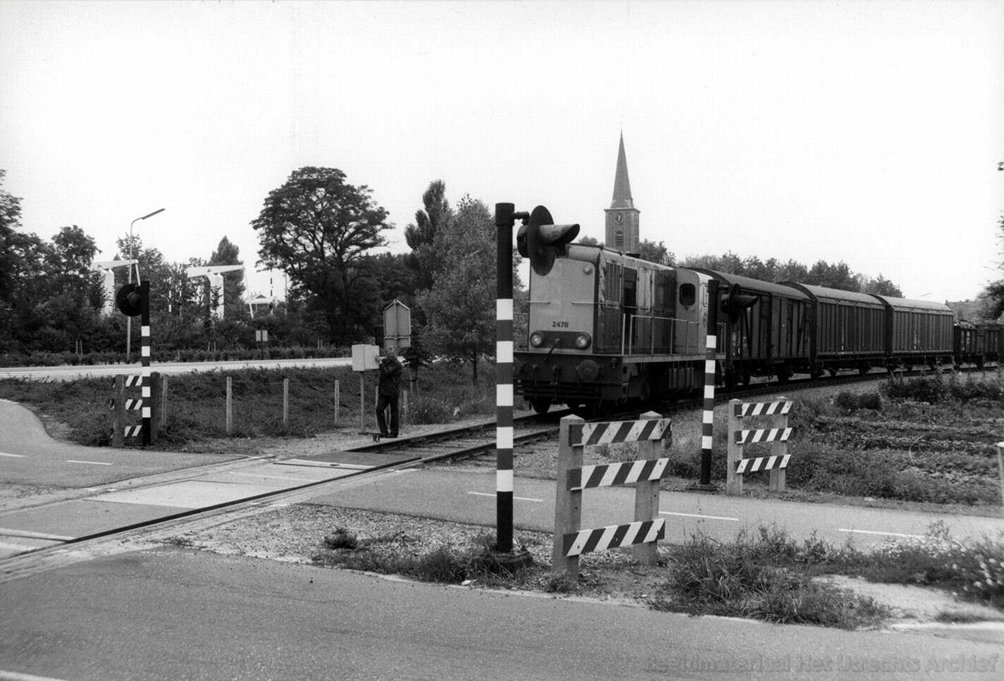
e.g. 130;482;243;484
126;208;165;362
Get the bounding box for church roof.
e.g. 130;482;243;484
610;133;634;209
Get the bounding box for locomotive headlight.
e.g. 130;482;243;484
575;333;591;349
530;332;545;347
583;264;593;275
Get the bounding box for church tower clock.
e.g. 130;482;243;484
604;133;640;253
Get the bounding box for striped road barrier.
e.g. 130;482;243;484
552;412;671;578
727;397;794;496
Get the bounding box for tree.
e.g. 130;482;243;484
805;260;859;291
0;170;23;315
405;180;451;293
860;274;903;297
418;196;497;382
636;239;675;266
252;167;391;342
208;236;247;321
978;215;1004;320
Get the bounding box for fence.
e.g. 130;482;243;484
110;374;408;443
726;398;794;495
552;412;672;578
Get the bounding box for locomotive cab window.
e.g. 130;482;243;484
679;283;696;308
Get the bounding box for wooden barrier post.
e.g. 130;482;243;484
358;373;365;433
149;372;160;444
552;414;672;579
769;396;788;493
401;389;408;428
996;442;1004;510
726;399;743;495
226;376;233;436
727;398;793;496
112;375;125;448
632;411;662;565
552;415;584;578
159;374;169;428
283;377;290;428
334;379;340;426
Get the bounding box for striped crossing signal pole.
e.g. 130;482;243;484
494;203;524;554
697;279;719;488
139;280;152;446
115;280;152;446
495;202;580;553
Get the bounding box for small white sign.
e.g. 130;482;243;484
351;344;379;372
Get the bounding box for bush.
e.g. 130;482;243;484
833;391;882;412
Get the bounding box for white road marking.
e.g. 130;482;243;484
0;541;46;552
839;528;925;539
467;491;544;503
0;528;75;541
0;669;74;681
232;472;318;482
0;452;26;458
65;459;112;466
659;511;739;522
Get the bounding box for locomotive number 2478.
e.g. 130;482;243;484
552;321;569;328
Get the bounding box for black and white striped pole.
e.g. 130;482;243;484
494;203;515;553
494;203;525;553
698;279;719;488
139;280;152;446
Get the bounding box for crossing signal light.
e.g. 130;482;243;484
516;205;580;276
115;283;144;317
722;284;759;323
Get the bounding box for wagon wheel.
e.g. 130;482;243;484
529;398;551;415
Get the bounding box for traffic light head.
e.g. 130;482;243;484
115;283;144;317
516;205;580;276
722;284;759;323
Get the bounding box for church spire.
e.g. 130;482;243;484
604;133;640;252
611;132;634;209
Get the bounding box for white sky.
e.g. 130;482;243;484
1;0;1002;302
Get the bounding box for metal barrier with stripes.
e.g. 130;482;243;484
552;412;671;578
726;397;794;495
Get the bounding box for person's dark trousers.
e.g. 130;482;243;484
376;393;399;436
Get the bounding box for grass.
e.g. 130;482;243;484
305;518;1004;628
0;361;499;449
662;370;1004;508
312;527;535;586
650;526;889;629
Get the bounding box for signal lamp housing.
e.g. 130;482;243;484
516;205;580;276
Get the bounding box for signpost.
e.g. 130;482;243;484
383;300;412;351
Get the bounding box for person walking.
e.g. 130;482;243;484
375;347;403;438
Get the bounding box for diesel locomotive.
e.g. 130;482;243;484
512;206;987;415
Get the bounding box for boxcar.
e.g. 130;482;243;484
691;269;811;385
783;283;887;375
955;321;1003;367
870;295;954;368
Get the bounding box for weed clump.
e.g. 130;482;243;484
652;526;888;629
313;530;534;585
847;522;1004;608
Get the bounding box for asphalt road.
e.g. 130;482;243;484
1;549;1001;681
302;467;1004;549
0;398;238;489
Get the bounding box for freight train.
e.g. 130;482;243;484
512;207;999;415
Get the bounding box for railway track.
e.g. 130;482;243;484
0;414;559;582
0;364;975;582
